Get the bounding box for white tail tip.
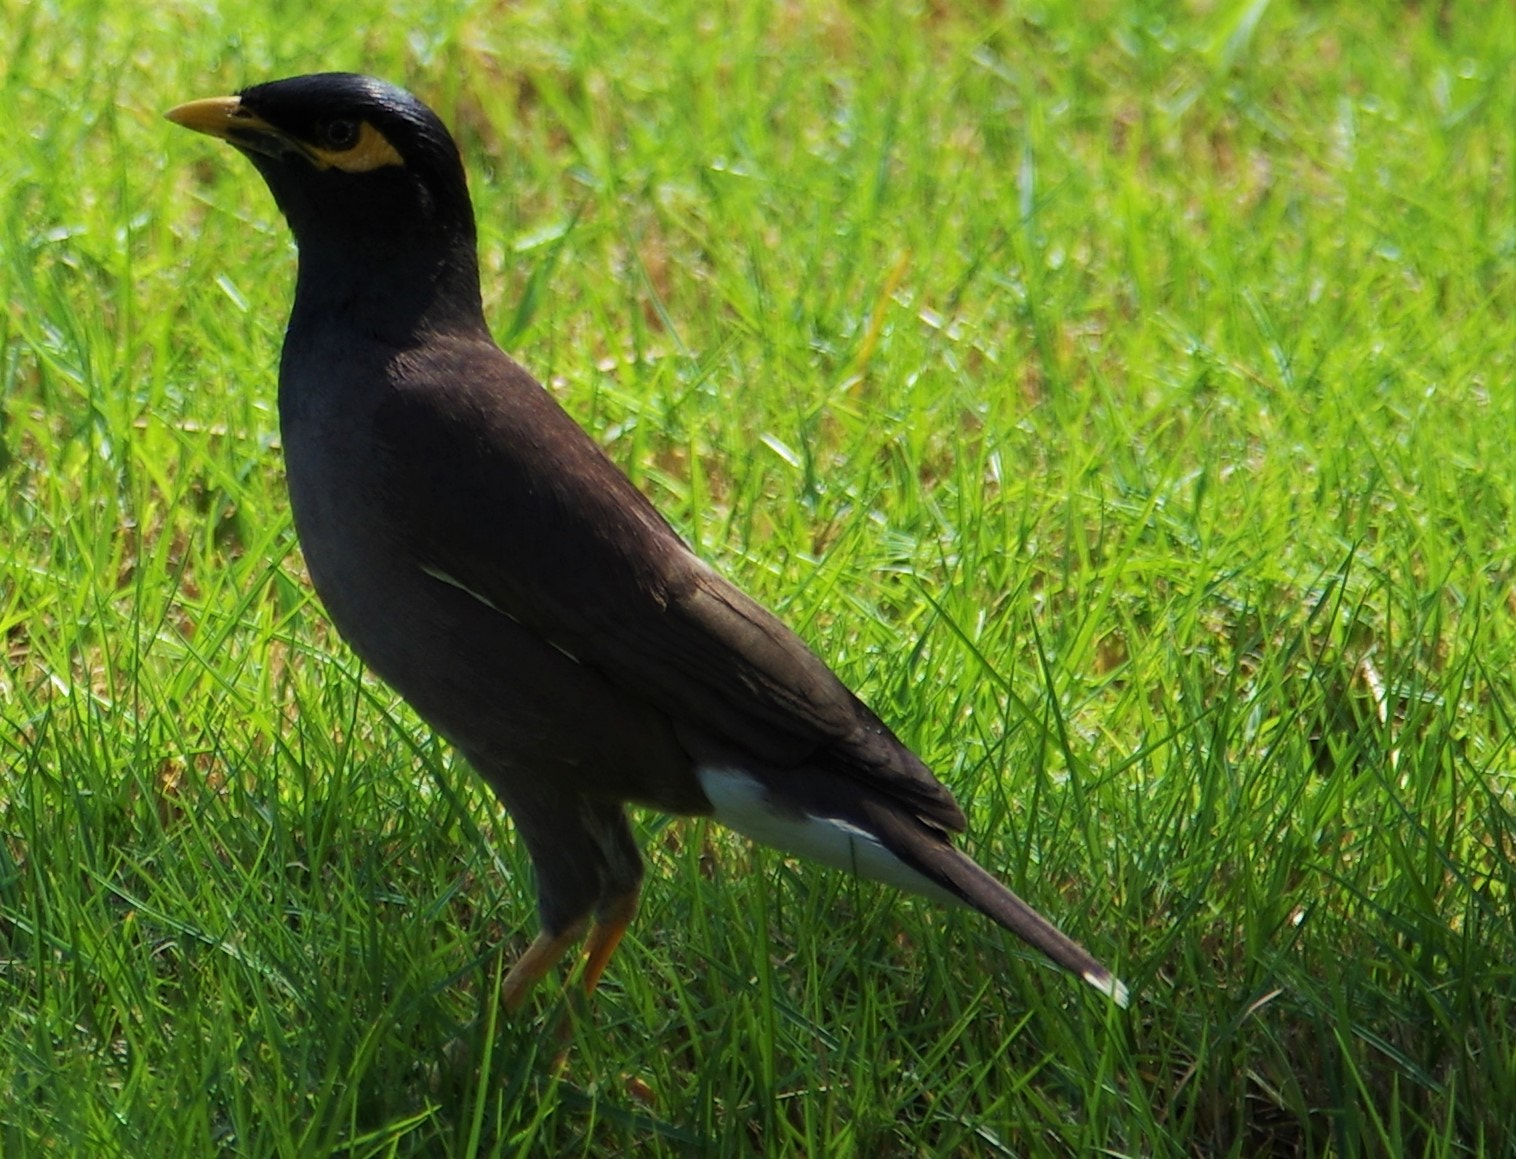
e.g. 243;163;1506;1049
1084;969;1131;1008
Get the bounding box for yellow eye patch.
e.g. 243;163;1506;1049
305;122;405;172
167;97;406;173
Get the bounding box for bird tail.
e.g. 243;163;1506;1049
911;840;1129;1007
699;763;1128;1005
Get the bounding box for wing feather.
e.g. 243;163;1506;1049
372;336;965;830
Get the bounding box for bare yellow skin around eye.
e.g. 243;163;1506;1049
307;123;404;172
164;97;404;173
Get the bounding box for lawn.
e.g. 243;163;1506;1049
2;0;1513;1154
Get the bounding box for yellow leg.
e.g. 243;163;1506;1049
581;889;639;996
500;921;586;1012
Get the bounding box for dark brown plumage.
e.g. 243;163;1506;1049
167;73;1127;1011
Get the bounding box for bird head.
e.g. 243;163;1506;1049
168;73;485;333
168;73;473;250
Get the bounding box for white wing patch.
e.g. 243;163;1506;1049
697;767;962;908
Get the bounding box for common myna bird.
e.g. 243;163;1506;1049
167;74;1127;1010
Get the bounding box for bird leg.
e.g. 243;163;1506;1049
581;886;639;996
500;919;588;1012
498;884;639;1012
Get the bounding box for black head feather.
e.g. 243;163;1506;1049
230;74;474;252
170;74;487;336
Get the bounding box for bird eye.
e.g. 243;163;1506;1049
321;118;360;150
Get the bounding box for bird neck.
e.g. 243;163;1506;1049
289;230;489;342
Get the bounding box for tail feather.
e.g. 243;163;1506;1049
697;764;1128;1006
931;843;1129;1006
873;812;1133;1005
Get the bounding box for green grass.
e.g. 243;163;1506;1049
3;0;1514;1153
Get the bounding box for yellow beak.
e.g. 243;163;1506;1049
164;95;278;141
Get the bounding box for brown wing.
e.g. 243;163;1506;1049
371;334;965;831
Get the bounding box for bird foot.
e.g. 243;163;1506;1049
500;922;587;1012
499;888;640;1012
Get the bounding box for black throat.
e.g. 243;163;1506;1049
288;225;487;344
